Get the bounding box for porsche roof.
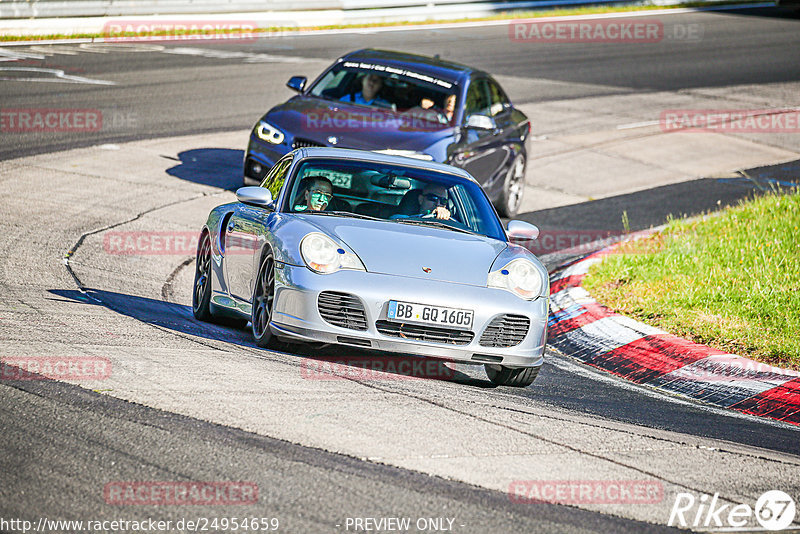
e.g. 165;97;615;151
293;147;479;184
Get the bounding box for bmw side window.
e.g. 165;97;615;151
310;68;349;99
260;158;292;200
464;78;491;120
487;79;510;117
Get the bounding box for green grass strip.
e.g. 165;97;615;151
583;189;800;369
0;0;766;42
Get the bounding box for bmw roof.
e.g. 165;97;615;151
293;147;479;184
338;49;482;85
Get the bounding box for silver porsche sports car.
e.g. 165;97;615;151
193;147;548;386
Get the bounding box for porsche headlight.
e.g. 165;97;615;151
255;120;285;144
487;259;543;300
300;233;365;274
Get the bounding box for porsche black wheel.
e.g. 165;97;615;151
251;250;276;348
192;232;248;329
192;232;214;322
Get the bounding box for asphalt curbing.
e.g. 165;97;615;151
546;239;800;426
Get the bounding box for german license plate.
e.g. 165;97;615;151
387;300;474;329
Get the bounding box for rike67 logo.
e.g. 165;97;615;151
669;490;796;530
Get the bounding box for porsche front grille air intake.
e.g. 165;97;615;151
479;314;530;347
317;291;368;331
375;320;473;345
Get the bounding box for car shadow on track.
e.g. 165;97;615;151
47;288;492;388
165;148;245;190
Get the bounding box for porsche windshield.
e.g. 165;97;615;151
308;62;458;126
285;158;506;241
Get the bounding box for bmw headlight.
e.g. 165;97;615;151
487;259;544;300
255;120;285;144
300;233;365;274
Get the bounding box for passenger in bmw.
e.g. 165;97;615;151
294;176;333;212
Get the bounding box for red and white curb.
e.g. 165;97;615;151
548;249;800;426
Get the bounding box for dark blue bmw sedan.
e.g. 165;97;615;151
244;49;531;217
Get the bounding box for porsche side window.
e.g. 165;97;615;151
487;79;510;117
261;157;292;199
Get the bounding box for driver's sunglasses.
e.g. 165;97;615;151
423;193;447;206
310;189;333;202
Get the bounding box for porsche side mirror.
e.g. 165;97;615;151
286;76;307;93
236;187;274;209
465;113;496;130
507;220;539;241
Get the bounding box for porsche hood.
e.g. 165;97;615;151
296;215;506;286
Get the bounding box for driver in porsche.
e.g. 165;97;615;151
416;183;451;220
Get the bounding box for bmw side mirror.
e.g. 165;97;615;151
286;76;307;93
465;114;496;130
236;186;274;209
507;220;539;241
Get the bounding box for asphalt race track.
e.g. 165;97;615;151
1;6;800;532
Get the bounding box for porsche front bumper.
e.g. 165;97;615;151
269;263;547;368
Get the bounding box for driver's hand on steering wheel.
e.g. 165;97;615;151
431;206;451;220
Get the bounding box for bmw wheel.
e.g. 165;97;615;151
485;364;539;387
251;250;276;348
496;154;526;218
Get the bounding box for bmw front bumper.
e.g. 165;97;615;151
244;136;290;184
269;264;547;368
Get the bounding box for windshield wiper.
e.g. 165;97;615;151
301;211;382;221
395;218;474;235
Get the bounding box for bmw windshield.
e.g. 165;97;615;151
308;61;458;127
283;158;506;241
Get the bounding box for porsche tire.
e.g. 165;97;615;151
251;250;277;348
193;232;248;329
485;364;539;387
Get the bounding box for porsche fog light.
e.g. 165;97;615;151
487;259;543;299
300;233;365;274
255;120;285;144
